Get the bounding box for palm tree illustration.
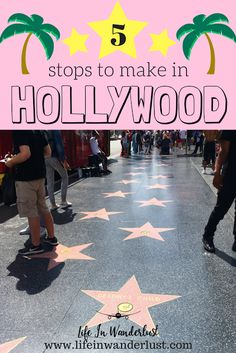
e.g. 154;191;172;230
176;13;236;74
0;13;60;74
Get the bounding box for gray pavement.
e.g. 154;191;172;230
0;148;235;353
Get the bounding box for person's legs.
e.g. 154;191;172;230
233;200;236;239
16;180;45;254
51;159;68;203
37;180;58;245
203;180;236;240
210;142;216;173
192;142;198;154
232;201;236;251
28;216;41;246
100;154;108;171
42;212;55;238
45;158;56;206
202;143;209;174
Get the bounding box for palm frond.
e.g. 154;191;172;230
30;14;44;25
41;24;60;40
204;13;229;26
176;24;195;40
0;24;32;43
35;30;54;59
182;31;201;59
8;13;33;25
193;14;206;25
206;24;236;42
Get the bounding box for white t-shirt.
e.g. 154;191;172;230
90;137;100;155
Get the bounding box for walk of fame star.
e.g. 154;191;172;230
125;172;143;176
136;198;173;208
119;222;175;241
30;244;94;270
146;183;170;190
80;208;123;220
0;337;26;353
150;175;172;179
82;276;180;330
103;191;134;198
117;180;139;185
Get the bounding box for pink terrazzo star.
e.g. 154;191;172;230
103;191;134;198
82;276;180;330
31;243;94;270
0;337;26;353
120;222;175;241
146;183;170;190
117;180;139;185
150;175;172;179
80;208;123;220
125;172;143;176
136;198;173;208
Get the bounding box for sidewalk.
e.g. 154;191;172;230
0;150;235;353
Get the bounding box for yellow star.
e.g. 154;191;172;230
88;2;147;59
150;29;176;56
63;28;89;55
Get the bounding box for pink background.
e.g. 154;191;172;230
0;0;236;129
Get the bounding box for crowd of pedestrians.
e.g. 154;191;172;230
120;130;216;162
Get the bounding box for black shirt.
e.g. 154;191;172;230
219;130;236;177
13;130;48;181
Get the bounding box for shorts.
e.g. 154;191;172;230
15;179;49;218
203;142;216;164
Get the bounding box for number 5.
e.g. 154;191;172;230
111;24;126;46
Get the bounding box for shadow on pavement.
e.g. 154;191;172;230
108;158;118;164
0;204;18;224
7;254;64;294
51;208;77;225
215;248;236;267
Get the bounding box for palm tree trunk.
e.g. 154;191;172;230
21;33;32;74
205;33;215;75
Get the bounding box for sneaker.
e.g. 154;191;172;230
19;226;30;235
18;244;44;256
60;201;72;208
232;240;236;252
43;236;59;246
19;226;46;237
202;237;215;253
106;169;112;174
51;203;59;211
202;170;207;175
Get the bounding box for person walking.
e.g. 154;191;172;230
45;131;72;211
202;130;236;253
192;131;201;154
5;130;58;255
132;131;138;154
160;133;171;155
202;130;218;175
